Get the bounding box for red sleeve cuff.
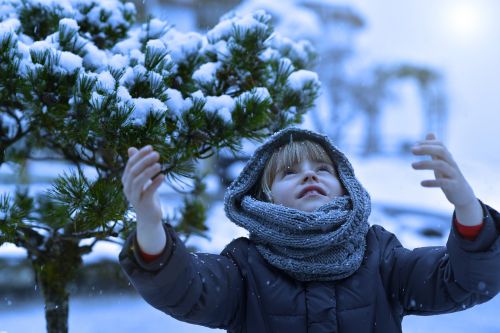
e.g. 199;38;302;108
138;248;163;263
454;219;484;241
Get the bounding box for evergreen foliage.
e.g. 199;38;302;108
0;1;320;332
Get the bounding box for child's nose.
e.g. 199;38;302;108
302;169;319;182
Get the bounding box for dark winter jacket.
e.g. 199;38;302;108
119;201;500;333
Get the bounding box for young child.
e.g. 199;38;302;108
119;127;500;332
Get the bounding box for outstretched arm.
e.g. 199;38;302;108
411;133;483;226
121;145;166;255
120;146;245;330
379;134;500;315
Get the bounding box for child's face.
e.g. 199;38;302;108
270;158;345;212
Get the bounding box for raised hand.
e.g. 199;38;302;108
122;145;166;254
411;133;482;226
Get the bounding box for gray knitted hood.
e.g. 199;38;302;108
224;127;364;211
223;127;371;281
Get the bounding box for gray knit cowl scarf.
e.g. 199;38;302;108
224;127;371;282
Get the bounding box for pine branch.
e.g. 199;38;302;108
2;2;321;258
58;22;88;57
75;1;136;49
60;229;119;241
19;0;65;41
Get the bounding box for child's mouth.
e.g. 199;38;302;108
298;186;326;198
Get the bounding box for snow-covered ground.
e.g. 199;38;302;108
0;293;499;333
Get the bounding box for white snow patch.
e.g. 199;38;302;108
121;65;147;87
0;17;20;38
235;1;321;41
117;86;132;102
207;10;270;42
269;34;314;65
146;39;165;50
165;88;192;115
59;18;79;31
119;67;135;86
259;47;280;62
108;54;129;70
30;40;54;53
144;18;169;38
212;40;230;59
97;71;115;92
17;47;31;68
58;51;83;73
130;49;145;64
205;95;236;122
287;70;319;90
162;30;204;63
29;0;74;14
83;43;107;69
113;28;142;55
91;91;105;109
86;6;104;26
207;19;233;42
236;87;271;105
191;90;205;100
130;98;167;125
192;62;220;84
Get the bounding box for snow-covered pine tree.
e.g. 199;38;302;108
0;0;320;332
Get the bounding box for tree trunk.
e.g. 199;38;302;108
33;238;82;333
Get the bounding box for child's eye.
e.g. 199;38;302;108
318;165;332;172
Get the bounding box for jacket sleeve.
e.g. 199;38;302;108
379;200;500;316
118;224;245;330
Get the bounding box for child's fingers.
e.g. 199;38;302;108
128;147;138;157
131;162;162;194
411;159;457;179
123;163;161;204
143;173;165;197
122;146;156;195
420;179;448;188
425;133;436;141
411;145;455;165
128;146;153;166
415;133;442;146
123;145;154;178
414;140;444;148
129;152;160;179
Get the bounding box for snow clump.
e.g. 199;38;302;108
286;70;319;91
130;98;167;126
165;88;192;115
207;10;270;42
236;87;271;105
96;71;116;92
204;95;236;122
58;51;83;73
192;62;220;84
